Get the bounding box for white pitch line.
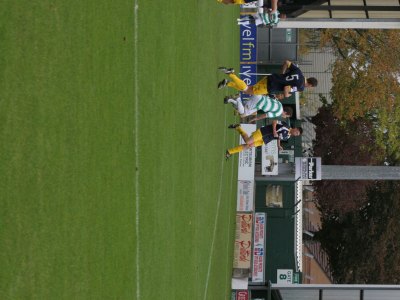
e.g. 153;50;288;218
203;109;228;300
134;1;140;300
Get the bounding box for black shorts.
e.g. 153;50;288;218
260;125;276;144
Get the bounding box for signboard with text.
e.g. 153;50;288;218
240;22;257;102
231;290;249;300
233;213;253;269
240;24;257;63
277;269;293;285
238;124;256;181
251;213;266;283
237;180;254;212
261;140;279;175
295;157;321;181
239;64;258;102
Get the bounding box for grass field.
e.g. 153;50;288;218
0;1;240;299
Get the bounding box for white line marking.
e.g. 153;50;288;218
203;109;228;300
134;1;140;299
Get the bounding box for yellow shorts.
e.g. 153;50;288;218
252;77;269;95
251;129;264;147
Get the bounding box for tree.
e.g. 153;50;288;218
316;182;400;284
311;104;382;216
320;29;400;119
310;29;400;283
320;29;400;160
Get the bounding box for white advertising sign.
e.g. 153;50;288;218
295;157;322;181
237;180;254;212
231;277;249;290
279;150;295;163
238;124;256;181
251;213;266;283
277;269;293;285
261;140;278;175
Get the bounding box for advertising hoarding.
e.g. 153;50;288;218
237;180;254;212
295;157;322;181
238;124;256;181
277;269;293;285
261;140;279;175
251;213;266;283
233;213;253;269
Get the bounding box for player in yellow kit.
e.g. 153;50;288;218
217;0;255;4
217;62;317;97
225;122;302;159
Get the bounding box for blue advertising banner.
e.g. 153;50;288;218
239;64;257;102
240;23;257;63
240;23;257;101
239;64;257;87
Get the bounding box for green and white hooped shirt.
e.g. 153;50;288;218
255;96;283;118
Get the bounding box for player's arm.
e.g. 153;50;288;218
277;138;283;151
281;60;291;74
283;85;292;98
250;113;268;123
272;120;278;137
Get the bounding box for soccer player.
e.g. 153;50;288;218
217;0;258;5
236;0;285;27
218;0;278;9
217;61;318;98
237;10;285;27
224;94;293;122
225;121;302;159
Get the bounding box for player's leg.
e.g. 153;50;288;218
226;143;251;156
248;129;264;147
237;15;254;25
227;73;249;92
218;0;253;5
227;123;251;143
226;129;263;156
234;124;251;143
217;0;234;4
239;95;261;117
270;0;278;11
224;95;244;114
253;12;271;26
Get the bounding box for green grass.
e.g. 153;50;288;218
0;1;240;299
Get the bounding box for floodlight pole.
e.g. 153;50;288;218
321;165;400;180
255;164;400;181
238;72;271;76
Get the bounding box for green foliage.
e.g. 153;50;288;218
298;29;321;55
320;29;400;160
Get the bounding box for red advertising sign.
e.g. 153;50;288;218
236;290;249;300
233;213;253;268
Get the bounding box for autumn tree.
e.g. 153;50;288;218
320;29;400;160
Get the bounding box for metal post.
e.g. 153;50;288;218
321;165;400;180
276;19;400;29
